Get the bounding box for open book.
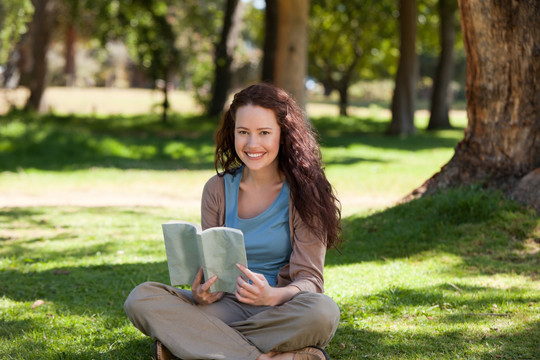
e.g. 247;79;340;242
162;221;248;293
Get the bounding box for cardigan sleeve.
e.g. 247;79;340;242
200;174;225;230
276;205;326;293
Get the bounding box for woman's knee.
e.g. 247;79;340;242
295;292;340;332
124;281;161;317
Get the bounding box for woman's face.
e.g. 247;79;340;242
234;105;281;173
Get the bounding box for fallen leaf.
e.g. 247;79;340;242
52;269;69;275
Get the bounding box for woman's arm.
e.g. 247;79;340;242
201;175;225;229
277;204;327;293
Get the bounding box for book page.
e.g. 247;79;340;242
198;227;247;293
162;221;202;287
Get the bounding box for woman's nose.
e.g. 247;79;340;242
247;135;259;147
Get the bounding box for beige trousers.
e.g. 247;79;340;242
124;281;340;360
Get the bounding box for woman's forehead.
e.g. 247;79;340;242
235;105;279;128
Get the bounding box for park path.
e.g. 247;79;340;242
1;187;396;215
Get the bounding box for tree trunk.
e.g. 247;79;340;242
338;86;348;117
64;22;77;87
411;0;540;210
262;0;278;82
387;0;418;135
427;0;456;130
25;0;56;112
273;0;309;107
208;0;244;116
162;85;169;124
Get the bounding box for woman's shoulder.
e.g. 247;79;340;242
203;167;244;199
203;173;224;194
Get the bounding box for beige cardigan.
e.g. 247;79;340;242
200;174;326;293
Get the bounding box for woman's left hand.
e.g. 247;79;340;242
235;264;301;306
235;264;278;306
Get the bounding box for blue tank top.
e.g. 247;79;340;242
224;167;292;286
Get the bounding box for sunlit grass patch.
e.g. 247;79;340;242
322;187;539;359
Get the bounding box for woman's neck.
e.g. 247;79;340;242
241;164;283;187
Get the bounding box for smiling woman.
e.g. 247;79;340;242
123;83;343;360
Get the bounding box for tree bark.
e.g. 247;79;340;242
427;0;457;130
262;0;278;83
208;0;244;116
25;0;56;112
64;22;77;87
412;0;540;210
273;0;309;107
387;0;418;135
337;85;349;117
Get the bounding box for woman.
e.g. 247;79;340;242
124;83;342;360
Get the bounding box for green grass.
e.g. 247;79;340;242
1;110;538;359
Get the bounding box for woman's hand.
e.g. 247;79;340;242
191;267;224;305
235;264;300;306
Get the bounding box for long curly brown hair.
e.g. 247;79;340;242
214;83;342;249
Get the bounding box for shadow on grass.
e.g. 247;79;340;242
350;284;536;317
0;111;464;172
327;187;540;279
0;260;168;359
328;319;539;359
0;261;170;317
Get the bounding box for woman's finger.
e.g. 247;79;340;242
192;267;204;288
201;275;217;292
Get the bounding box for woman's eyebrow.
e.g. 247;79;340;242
235;126;274;130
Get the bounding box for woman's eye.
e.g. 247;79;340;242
261;131;270;135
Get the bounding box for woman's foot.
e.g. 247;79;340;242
153;340;176;360
258;346;329;360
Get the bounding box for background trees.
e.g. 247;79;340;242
427;0;458;130
0;0;536;207
1;0;464;123
273;0;310;106
308;0;395;116
0;0;33;66
387;0;418;135
23;0;58;111
208;0;244;116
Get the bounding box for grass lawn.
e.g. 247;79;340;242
1;102;538;359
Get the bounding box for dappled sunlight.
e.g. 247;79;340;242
332;319;539;359
327;282;538;359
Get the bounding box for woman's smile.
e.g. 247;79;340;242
246;152;265;159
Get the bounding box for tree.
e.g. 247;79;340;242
208;0;244;116
23;0;58;111
58;0;101;87
387;0;418;135
0;0;33;88
308;0;395;116
262;0;278;83
273;0;310;106
412;0;540;210
427;0;458;130
122;2;182;123
0;0;33;66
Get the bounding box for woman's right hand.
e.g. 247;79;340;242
191;267;224;305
